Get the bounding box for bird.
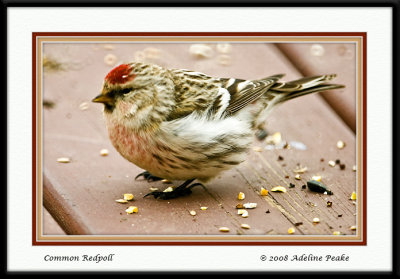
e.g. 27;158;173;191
92;62;344;199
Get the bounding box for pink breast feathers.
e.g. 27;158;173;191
105;64;136;85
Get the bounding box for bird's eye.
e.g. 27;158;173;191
120;88;132;95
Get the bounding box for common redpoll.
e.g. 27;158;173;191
93;62;344;199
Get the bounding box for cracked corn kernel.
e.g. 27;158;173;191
241;224;251;229
328;160;336;167
219;227;230;232
351;192;357;200
125;206;138;214
271;186;287;193
294;174;301;180
311;175;322;182
260;187;269;196
57;157;70;163
163;186;174;193
190;210;197;216
115;199;128;204
288;227;295;234
350;225;357;230
333;231;341;235
200;207;208;211
238;192;245;200
100;149;109;156
123;193;134;201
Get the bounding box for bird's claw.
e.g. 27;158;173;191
143;181;205;200
135;171;163;182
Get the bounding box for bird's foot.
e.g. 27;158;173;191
135;171;163;182
143;179;205;200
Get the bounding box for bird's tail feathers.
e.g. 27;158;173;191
271;74;345;103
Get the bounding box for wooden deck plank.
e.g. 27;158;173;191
42;42;356;237
43;208;66;235
276;43;357;133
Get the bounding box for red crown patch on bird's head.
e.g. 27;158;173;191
105;64;136;85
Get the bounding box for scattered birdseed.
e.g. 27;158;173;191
337;140;346;149
238;192;245;200
313;217;320;223
163;186;174;193
310;44;325;56
333;231;341;235
200;207;208;211
104;53;117;66
260;187;269;196
288;227;296;234
293;165;308;173
339;163;346;170
236;203;244;209
302;185;307;189
125;206;138;214
352;165;357;172
295;174;301;180
103;44;115;50
338;214;343;217
243;202;257;209
161;179;172;184
278;155;284;161
115;199;128;204
288;141;307;150
350;225;357;230
307;180;333;195
252;146;263;152
219;227;230;232
328;160;336;167
294;222;303;226
240;223;251;229
149;187;159;192
123;193;134;201
190;210;197;216
189;44;214;58
327;201;333;207
237;209;247;215
217;54;232;66
79;102;89;111
311;175;322;182
265;209;270;213
265;132;282;145
289;183;295;188
216;43;232;53
335;159;341;164
350;191;357;200
241;210;249;218
100;149;109;156
271;186;287;193
57;157;71;163
255;128;268;141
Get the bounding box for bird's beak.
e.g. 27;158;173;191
92;94;114;106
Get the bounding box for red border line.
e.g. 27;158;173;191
32;32;367;246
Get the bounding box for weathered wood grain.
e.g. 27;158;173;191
42;42;356;237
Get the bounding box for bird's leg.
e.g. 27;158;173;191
143;179;206;200
135;171;163;182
